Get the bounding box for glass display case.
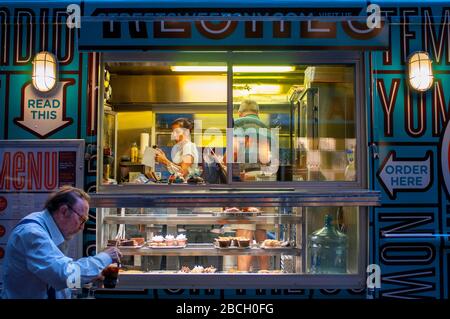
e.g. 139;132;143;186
93;190;374;289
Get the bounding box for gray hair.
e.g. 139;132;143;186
238;99;259;114
44;185;90;214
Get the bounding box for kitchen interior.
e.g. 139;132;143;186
101;61;356;185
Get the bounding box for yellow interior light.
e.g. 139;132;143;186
179;76;227;102
170;66;226;72
234;75;289;80
233;66;295;73
170;66;295;73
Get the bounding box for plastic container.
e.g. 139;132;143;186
130;142;139;163
308;215;348;274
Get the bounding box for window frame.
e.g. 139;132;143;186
98;51;367;192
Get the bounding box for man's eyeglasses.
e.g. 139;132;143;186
67;205;88;225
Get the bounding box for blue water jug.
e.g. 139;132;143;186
308;214;348;274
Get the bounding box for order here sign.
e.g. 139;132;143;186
377;151;432;199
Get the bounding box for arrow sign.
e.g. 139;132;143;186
377;151;433;199
14;80;74;138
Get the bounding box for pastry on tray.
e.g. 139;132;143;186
223;207;242;213
130;237;145;246
261;240;292;248
149;234;188;247
223;207;261;216
165;234;175;246
107;239;139;247
175;234;187;246
262;239;282;247
216;236;239;247
120;239;137;246
149;235;166;246
216;238;231;248
237;237;250;248
107;239;119;246
191;265;204;273
231;237;240;247
179;265;217;273
203;266;217;273
180;266;191;273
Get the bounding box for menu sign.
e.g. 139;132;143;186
58;151;77;187
0;140;85;268
0;140;84;193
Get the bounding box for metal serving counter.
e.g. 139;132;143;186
113;273;365;290
90;188;381;208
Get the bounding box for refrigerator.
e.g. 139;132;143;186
291;66;356;182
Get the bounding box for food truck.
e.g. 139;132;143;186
0;0;449;299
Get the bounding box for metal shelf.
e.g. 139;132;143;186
115;243;301;256
91;189;381;207
103;214;302;225
109;272;362;289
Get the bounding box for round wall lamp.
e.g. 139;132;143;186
407;51;433;92
32;51;58;92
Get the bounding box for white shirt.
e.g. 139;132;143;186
1;210;112;299
170;140;199;176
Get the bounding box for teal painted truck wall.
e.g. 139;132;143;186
0;1;449;299
367;5;450;299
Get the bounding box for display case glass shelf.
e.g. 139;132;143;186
96;200;368;289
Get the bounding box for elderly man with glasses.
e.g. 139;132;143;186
1;186;122;299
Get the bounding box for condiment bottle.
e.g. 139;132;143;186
131;142;139;163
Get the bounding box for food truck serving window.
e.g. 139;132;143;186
99;52;364;189
95;51;374;289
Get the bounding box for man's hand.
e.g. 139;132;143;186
91;274;105;288
155;148;168;165
103;247;122;263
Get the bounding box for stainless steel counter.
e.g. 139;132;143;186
91;188;381;207
109;273;365;289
